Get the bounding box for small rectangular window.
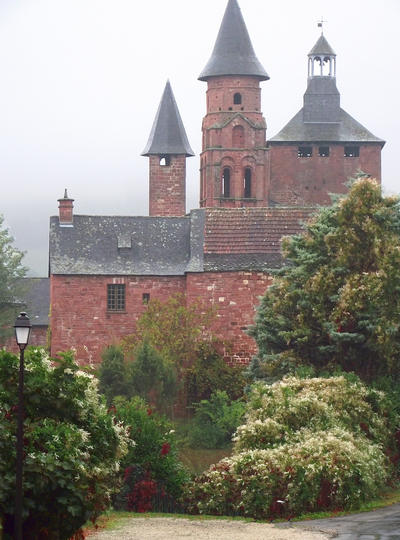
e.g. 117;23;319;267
319;146;329;157
107;284;125;311
142;293;150;305
298;146;312;158
344;146;359;157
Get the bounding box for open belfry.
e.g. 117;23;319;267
34;0;384;364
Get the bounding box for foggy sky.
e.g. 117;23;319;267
0;0;399;276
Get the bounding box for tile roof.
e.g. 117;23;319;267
19;278;50;326
204;207;313;255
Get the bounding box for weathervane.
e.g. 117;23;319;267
317;17;326;33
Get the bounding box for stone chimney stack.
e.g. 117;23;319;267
58;189;74;225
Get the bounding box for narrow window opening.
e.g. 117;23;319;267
233;93;242;105
222;168;231;198
298;146;313;158
344;146;360;157
107;284;125;312
319;146;330;157
244;168;252;198
159;156;171;166
142;293;150;305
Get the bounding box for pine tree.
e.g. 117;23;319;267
249;177;400;382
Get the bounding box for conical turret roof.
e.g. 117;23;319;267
142;81;194;157
309;34;336;56
198;0;269;81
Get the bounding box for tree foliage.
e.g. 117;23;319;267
122;293;218;373
249;177;400;382
0;215;27;338
0;348;129;539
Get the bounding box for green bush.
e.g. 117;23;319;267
0;348;129;539
99;342;177;415
187;391;245;449
112;396;188;512
185;345;246;406
184;376;394;518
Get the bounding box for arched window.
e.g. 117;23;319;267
244;168;252;198
159;156;171;166
233;93;242;105
232;125;245;148
222;168;231;198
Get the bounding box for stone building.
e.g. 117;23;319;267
17;0;385;364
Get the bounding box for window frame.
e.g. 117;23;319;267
107;284;126;312
298;146;313;158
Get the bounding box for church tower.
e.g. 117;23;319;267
142;80;194;217
198;0;270;208
268;30;385;206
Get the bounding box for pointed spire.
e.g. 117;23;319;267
198;0;269;81
309;34;336;57
142;80;194;157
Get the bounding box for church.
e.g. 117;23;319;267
18;0;385;364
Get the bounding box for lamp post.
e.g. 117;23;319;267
14;312;31;540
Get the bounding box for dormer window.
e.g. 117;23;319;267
159;156;171;166
233;93;242;105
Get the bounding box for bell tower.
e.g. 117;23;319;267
199;0;270;208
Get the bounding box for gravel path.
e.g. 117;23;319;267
88;516;333;539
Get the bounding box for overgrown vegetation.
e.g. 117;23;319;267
184;375;396;519
0;348;129;539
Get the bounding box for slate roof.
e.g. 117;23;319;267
198;0;269;81
269;107;385;144
309;34;336;56
49;207;314;275
142;81;194;157
19;278;50;326
49;212;204;276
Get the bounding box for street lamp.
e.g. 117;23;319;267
14;312;31;540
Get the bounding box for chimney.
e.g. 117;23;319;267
58;189;74;225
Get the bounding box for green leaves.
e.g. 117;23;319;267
250;177;400;381
0;215;27;339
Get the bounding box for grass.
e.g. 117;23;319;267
83;486;400;535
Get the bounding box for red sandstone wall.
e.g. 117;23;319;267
269;143;382;205
50;271;272;367
1;326;48;355
50;275;185;364
200;76;269;208
186;271;271;365
149;155;186;216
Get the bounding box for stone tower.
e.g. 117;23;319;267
198;0;270;208
142;80;194;217
268;31;385;206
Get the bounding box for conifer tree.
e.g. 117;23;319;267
249;177;400;382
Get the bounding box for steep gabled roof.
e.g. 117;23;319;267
142;81;194;156
198;0;269;81
269;108;385;144
309;34;336;56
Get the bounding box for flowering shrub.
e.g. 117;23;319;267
184;376;393;519
112;396;189;512
0;348;129;539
